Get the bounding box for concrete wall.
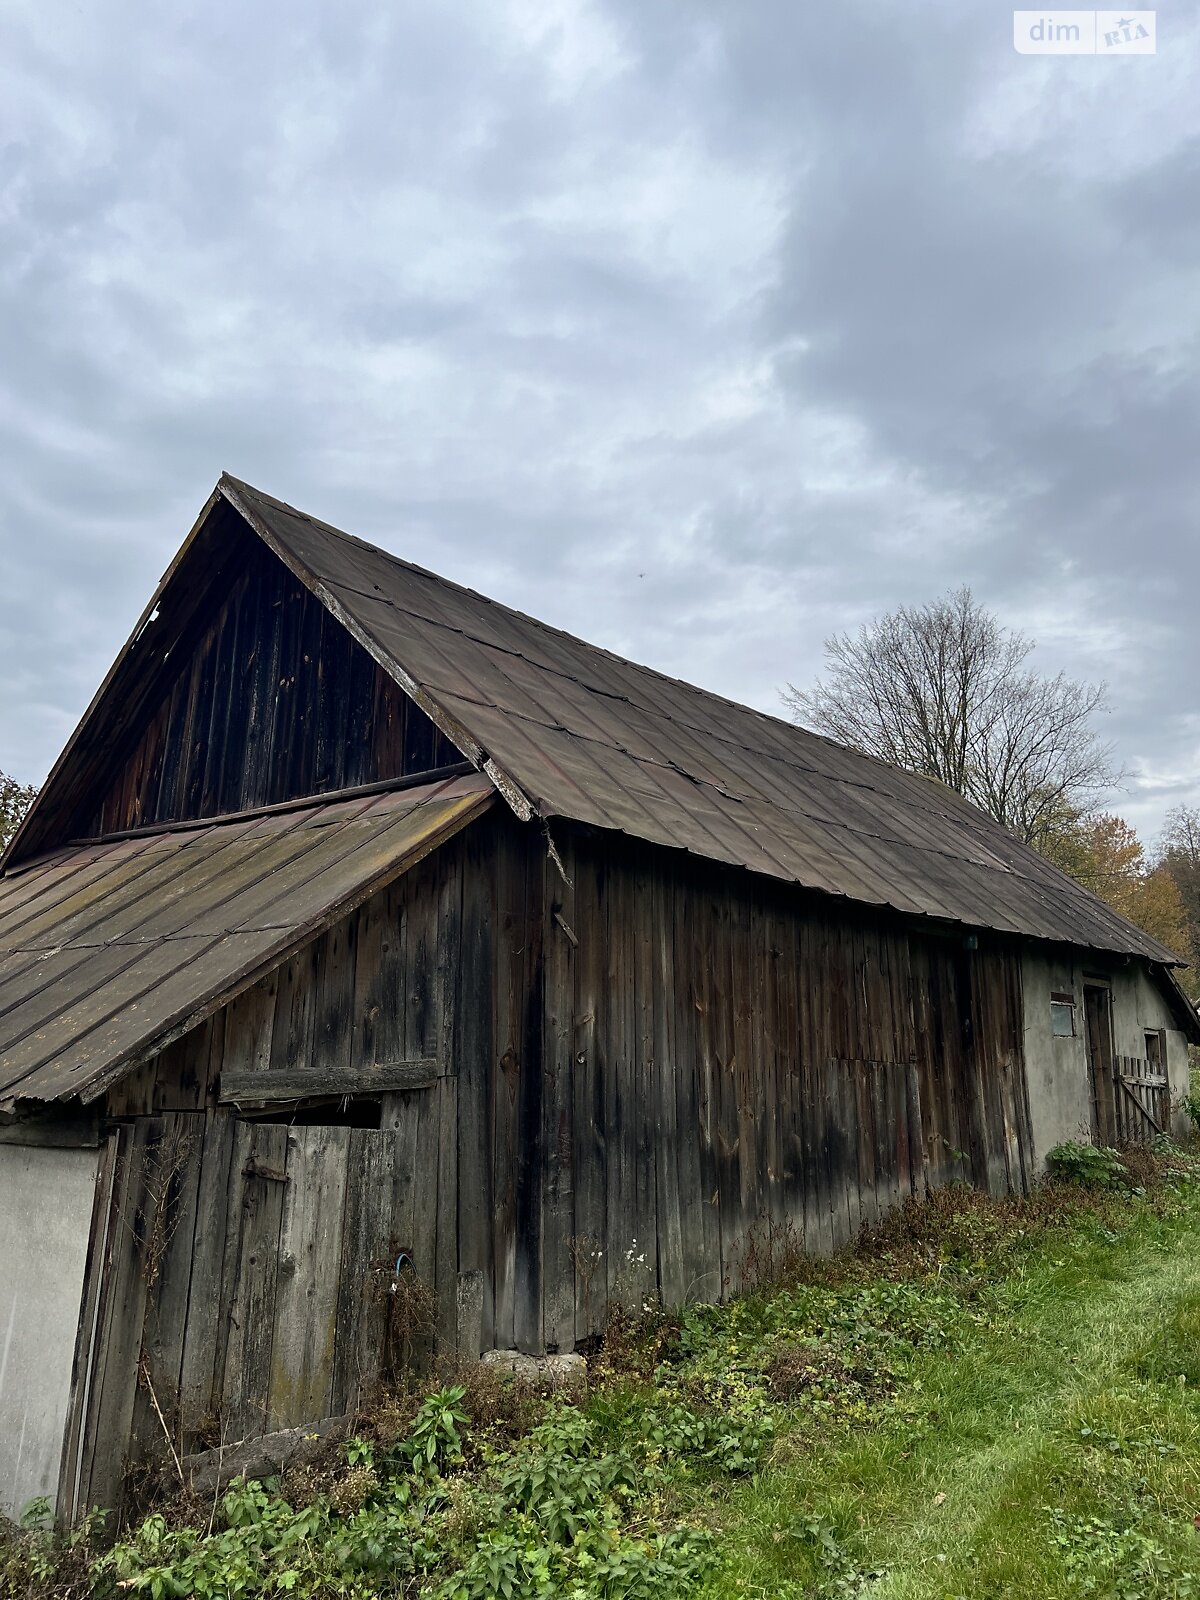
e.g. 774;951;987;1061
1022;948;1095;1162
0;1143;99;1520
1022;950;1192;1165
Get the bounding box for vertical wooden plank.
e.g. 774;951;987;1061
821;1055;849;1251
605;856;637;1310
729;892;756;1279
893;1058;912;1198
775;909;806;1243
572;847;608;1343
381;860;442;1365
668;870;704;1305
671;869;716;1310
804;922;834;1256
491;829;527;1348
514;838;545;1355
198;570;239;815
629;851;659;1302
380;1089;422;1263
413;1088;443;1369
355;881;406;1071
403;857;439;1063
653;869;685;1310
311;914;358;1078
458;824;496;1355
222;1123;288;1440
128;1115;206;1467
331;1128;397;1413
906;1059;927;1198
542;840;576;1349
177;1116;237;1439
712;883;742;1291
756;900;786;1242
268;1127;351;1428
838;1058;861;1245
435;857;463;1355
853;1060;879;1232
156;1017;225;1113
78;1123;154;1516
270;943;320;1075
222;973;279;1078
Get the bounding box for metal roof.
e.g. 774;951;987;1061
0;774;492;1110
220;477;1182;967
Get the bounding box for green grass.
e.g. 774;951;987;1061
7;1150;1200;1598
693;1201;1200;1598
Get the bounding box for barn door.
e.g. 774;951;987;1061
1084;986;1117;1144
217;1088;449;1441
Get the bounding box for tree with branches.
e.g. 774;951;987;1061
0;770;37;853
783;586;1118;849
1155;804;1200;992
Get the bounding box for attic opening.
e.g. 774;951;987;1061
241;1097;384;1130
10;497;467;863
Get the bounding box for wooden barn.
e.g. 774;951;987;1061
1;475;1195;1524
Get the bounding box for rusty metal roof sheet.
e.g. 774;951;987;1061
0;774;492;1110
222;476;1182;967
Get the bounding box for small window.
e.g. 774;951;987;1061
1145;1031;1164;1071
1050;995;1076;1037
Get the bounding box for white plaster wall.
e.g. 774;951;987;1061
0;1144;99;1519
1021;951;1193;1162
1022;948;1094;1163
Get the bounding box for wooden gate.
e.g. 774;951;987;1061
1112;1055;1169;1145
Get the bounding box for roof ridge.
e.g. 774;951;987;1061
218;475;996;813
216;475;1180;965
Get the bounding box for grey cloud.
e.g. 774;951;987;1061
2;0;1199;848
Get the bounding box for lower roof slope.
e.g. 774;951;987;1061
0;774;492;1110
221;478;1182;967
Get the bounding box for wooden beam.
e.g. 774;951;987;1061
220;1059;440;1105
0;1111;101;1148
171;1414;351;1498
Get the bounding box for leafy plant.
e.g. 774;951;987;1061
1046;1505;1198;1599
1179;1077;1200;1133
400;1383;469;1476
1046;1141;1128;1189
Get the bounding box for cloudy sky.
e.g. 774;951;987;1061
3;1;1199;839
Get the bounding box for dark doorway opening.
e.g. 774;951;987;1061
1084;985;1116;1144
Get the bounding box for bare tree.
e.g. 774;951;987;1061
0;770;37;853
783;587;1118;847
1156;804;1200;980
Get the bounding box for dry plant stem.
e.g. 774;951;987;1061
140;1358;185;1491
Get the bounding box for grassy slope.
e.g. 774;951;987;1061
697;1200;1200;1598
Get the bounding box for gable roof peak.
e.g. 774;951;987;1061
211;477;1181;967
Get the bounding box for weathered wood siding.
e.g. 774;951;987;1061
77;812;1030;1515
84;835;475;1516
89;539;457;835
537;826;1031;1348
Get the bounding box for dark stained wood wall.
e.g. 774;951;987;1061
541;826;1031;1349
89;538;458;835
73;810;1031;1517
